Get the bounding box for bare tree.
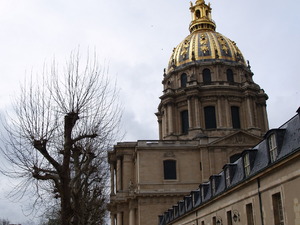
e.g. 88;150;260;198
0;51;122;225
0;219;10;225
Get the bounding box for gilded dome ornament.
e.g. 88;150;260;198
167;0;247;73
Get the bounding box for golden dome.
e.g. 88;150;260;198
167;0;246;73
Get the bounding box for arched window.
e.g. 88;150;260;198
181;110;189;134
227;69;234;83
231;106;241;129
204;106;216;129
180;73;187;88
195;10;201;19
203;68;211;84
163;160;177;180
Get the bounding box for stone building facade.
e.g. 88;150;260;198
159;110;300;225
108;1;269;225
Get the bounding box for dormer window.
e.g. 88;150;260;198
225;168;230;187
192;189;201;207
200;183;209;201
264;129;286;163
243;153;251;176
242;149;257;177
211;178;216;195
223;163;237;188
210;175;221;195
268;133;278;163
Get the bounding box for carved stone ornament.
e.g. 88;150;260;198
164;151;176;158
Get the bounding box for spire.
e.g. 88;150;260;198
189;0;216;33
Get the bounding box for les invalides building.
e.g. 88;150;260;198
108;1;270;224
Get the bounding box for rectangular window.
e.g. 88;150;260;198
269;134;278;162
163;160;177;180
204;106;217;129
272;193;284;225
227;210;233;225
231;106;241;129
212;216;216;225
201;221;205;225
246;203;254;225
243;153;251;176
181;110;189;134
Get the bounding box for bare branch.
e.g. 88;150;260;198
0;49;122;225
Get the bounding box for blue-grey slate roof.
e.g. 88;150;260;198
159;112;300;225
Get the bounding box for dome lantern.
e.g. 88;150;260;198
189;0;216;33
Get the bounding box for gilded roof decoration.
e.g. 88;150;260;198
167;31;246;73
167;0;247;73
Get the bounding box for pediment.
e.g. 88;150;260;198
209;131;262;147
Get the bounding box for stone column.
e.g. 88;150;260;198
194;97;200;128
167;103;173;134
247;97;254;128
111;214;116;225
129;208;136;225
117;213;122;225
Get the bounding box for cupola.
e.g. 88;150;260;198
156;0;269;141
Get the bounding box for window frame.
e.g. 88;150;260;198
243;153;251;176
246;203;254;225
204;106;217;129
225;168;231;187
203;68;211;84
163;160;177;180
227;210;233;225
211;178;216;195
180;73;187;88
231;106;241;129
268;133;278;163
226;69;234;83
272;192;284;225
181;110;189;134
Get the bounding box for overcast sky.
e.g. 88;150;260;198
0;0;299;223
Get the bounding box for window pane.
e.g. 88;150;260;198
227;69;234;83
164;160;177;180
227;210;232;225
204;106;217;129
244;154;251;176
272;193;284;225
181;110;189;134
203;69;211;84
212;216;216;225
225;168;231;187
246;203;254;225
181;73;187;88
269;134;278;162
231;106;241;129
